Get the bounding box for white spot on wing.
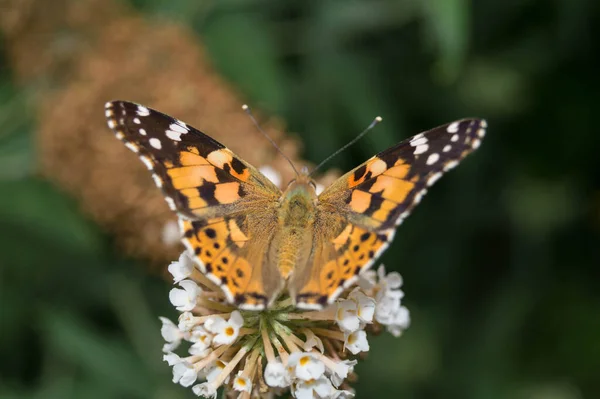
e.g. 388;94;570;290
152;174;163;188
166;130;182;141
410;137;428;147
125;142;139;153
447;121;460;133
105;109;113;118
139;128;147;136
444;160;459;171
414;144;429;155
137;105;150;116
451;134;459;142
413;189;427;205
149;138;162;149
395;212;409;226
426;153;440;165
443;144;452;152
133;118;141;124
164;196;176;210
139;155;153;170
107;120;116;129
169;122;189;134
427;172;442;186
472;138;481;149
477;128;486;138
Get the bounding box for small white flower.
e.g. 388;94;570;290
169;280;202;312
329;360;357;388
302;329;324;353
344;330;369;355
358;269;377;289
178;311;196;331
172;360;198;387
168;252;195;282
204;311;244;346
189;325;213;350
192;382;217;398
375;295;400;324
188;343;210;357
332;388;355;398
348;290;376;324
259;165;282;188
265;358;291;388
159;317;185;352
377;264;403;291
385;306;411;337
233;371;252;393
335;300;360;333
294;376;334;399
163;352;183;366
287;352;325;381
205;360;229;383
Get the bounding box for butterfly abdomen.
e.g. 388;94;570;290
273;182;317;279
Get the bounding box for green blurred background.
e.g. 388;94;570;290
1;0;599;398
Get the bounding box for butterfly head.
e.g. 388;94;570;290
281;167;318;210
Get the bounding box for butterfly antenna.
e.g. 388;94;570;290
310;116;382;176
242;104;300;177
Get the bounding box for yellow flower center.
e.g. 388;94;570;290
299;356;310;366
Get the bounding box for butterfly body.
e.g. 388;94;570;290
105;101;486;310
275;177;317;279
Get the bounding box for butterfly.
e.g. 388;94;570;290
105;101;486;310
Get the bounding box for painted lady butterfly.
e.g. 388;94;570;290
105;101;486;310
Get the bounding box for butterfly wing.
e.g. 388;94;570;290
105;101;284;309
290;118;487;308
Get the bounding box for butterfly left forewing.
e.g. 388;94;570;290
105;101;280;220
105;101;284;309
292;118;487;308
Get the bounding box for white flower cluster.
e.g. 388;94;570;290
160;252;410;398
360;265;411;337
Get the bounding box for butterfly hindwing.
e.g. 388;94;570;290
105;101;283;309
292;119;487;308
289;221;392;309
179;215;284;309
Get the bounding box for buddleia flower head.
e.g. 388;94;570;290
161;252;410;398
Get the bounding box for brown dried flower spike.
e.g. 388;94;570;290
0;0;311;265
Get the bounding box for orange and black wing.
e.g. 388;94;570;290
291;119;487;309
105;101;283;309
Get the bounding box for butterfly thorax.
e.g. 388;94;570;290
273;178;318;279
